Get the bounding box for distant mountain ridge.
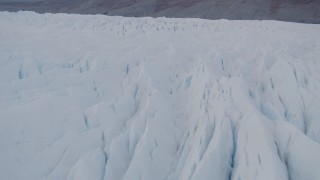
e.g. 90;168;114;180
0;0;320;23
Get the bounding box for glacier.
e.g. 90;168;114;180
0;11;320;180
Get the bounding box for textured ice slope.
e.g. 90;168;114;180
0;11;320;180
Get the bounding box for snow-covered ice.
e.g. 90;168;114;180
0;11;320;180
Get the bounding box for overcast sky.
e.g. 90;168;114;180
0;0;43;2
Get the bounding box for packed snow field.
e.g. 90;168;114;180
1;11;320;180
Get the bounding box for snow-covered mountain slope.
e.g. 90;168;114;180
1;11;320;180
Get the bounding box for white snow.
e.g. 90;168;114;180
0;11;320;180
